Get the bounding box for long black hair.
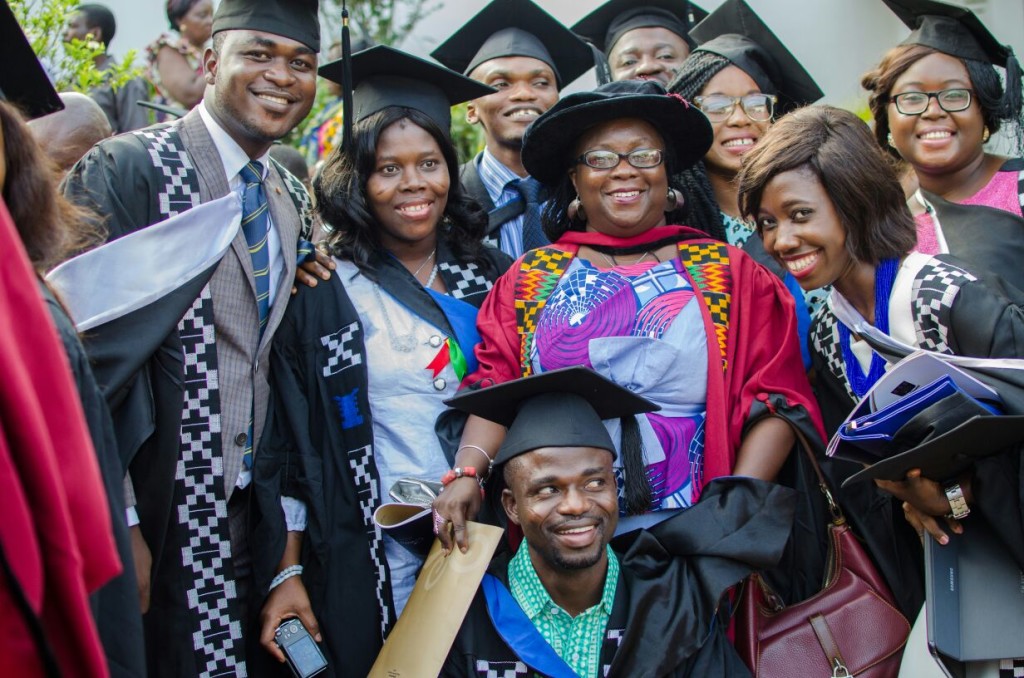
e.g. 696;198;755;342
314;107;488;277
667;51;733;242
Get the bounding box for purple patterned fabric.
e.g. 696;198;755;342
532;258;708;509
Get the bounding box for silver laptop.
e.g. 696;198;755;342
925;516;1024;663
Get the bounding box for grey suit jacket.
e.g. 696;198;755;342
178;110;299;498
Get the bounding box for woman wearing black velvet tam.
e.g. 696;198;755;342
260;46;511;676
572;0;707;87
433;80;825;610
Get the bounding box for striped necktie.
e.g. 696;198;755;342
240;161;271;338
239;161;270;469
515;177;549;252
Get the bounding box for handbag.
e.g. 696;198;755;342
735;446;911;678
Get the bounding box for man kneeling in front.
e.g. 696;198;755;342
439;367;796;677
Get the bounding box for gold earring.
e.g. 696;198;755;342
982;126;991;143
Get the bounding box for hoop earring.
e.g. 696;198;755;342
666;188;681;212
982;126;991;143
886;132;896;148
568;195;587;223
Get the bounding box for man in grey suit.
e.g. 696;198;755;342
62;0;322;674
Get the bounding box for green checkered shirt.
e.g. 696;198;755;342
508;542;619;678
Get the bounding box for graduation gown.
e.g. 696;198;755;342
470;226;830;603
42;285;146;678
442;477;795;678
262;243;511;678
61;111;313;676
810;253;1024;617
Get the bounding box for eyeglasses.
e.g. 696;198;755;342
575;148;664;170
888;88;973;115
693;93;777;122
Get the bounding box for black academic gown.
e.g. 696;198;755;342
41;284;147;678
443;478;796;678
262;243;511;678
923;188;1024;296
811;253;1024;618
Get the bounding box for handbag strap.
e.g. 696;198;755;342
791;426;847;528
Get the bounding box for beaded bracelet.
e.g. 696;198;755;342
269;564;303;592
441;466;481;486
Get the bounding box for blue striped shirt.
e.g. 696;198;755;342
477;148;533;259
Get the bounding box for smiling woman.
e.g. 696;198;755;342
260;46;512;676
738;103;1024;623
434;81;827;614
863;0;1024;283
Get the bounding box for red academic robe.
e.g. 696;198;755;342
0;197;121;677
470;226;825;488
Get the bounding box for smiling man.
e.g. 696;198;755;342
432;0;591;258
441;367;797;677
61;0;321;675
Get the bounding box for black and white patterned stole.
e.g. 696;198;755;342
134;125;246;675
910;257;977;354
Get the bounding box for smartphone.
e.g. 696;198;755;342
274;618;328;678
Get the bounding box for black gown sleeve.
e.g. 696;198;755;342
63;133;162;242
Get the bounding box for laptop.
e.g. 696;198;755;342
925;515;1024;665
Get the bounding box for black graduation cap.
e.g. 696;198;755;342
689;0;823;116
881;0;1012;67
319;45;496;131
445;367;659;467
0;0;62;119
212;0;321;51
430;0;593;89
572;0;708;54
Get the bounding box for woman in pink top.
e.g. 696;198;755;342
862;0;1023;257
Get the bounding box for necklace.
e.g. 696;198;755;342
599;249;652;267
423;263;439;289
411;248;436;280
837;257;899;397
373;284;417;352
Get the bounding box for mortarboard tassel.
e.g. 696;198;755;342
341;0;354;152
620;414;654;516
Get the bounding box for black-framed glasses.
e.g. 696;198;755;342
575;148;664;170
888;88;973;115
693;93;777;122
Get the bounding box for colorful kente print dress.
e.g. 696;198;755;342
530;257;709;512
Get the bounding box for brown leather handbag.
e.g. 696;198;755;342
735;449;911;677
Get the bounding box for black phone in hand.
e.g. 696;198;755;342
274;618;328;678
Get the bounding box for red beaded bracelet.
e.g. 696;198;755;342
441;466;480;486
440;467;485;498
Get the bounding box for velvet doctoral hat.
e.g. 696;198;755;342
520;79;712;187
445;367;659;467
430;0;592;89
572;0;708;53
212;0;320;51
319;45;495;132
0;0;62;119
689;0;823;116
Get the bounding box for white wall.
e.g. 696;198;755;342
100;0;1024;112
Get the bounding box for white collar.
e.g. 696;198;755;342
198;100;271;181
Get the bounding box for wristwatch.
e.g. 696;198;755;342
944;483;970;520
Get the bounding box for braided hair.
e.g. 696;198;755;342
667;51;731;242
